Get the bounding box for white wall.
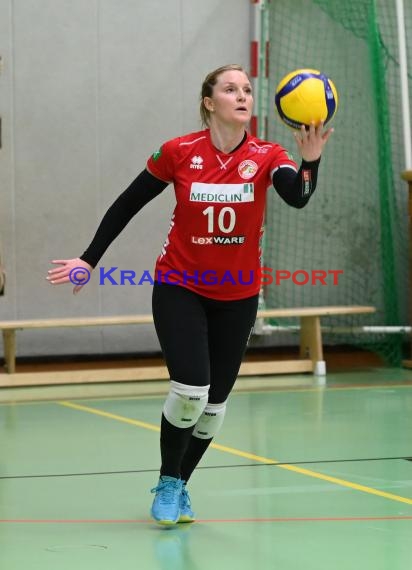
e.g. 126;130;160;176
0;0;251;357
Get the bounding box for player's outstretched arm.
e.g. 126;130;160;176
294;121;333;162
47;258;93;295
46;169;168;295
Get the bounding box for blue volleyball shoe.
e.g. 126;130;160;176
178;483;195;523
150;476;183;525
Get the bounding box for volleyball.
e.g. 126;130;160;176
274;69;338;130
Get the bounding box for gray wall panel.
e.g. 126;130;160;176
0;0;250;358
0;0;16;320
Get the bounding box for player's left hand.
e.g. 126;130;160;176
294;121;333;162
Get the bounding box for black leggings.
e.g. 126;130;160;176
152;282;259;404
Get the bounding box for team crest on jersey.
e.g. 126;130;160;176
238;160;258;180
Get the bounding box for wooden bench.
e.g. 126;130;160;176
0;306;375;387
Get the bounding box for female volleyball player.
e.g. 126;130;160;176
47;64;333;525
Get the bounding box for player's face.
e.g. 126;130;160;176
207;70;253;126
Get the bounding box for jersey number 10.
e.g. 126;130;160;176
203;206;236;234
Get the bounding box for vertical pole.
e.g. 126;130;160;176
396;0;412;365
250;0;261;137
395;0;412;170
402;171;412;366
258;0;270;140
250;0;270;139
250;0;271;316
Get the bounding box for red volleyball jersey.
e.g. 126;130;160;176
146;129;297;300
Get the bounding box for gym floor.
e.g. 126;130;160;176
0;367;411;569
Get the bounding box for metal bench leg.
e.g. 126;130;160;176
2;330;16;374
299;316;326;376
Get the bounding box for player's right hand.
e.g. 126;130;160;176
47;257;93;295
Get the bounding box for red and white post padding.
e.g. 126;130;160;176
250;0;271;314
250;0;270;138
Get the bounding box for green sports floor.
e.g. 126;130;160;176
0;368;411;570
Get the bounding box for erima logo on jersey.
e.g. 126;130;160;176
190;182;254;203
190;155;204;170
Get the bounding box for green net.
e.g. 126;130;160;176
260;0;411;364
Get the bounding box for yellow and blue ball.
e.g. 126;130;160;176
274;69;338;129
